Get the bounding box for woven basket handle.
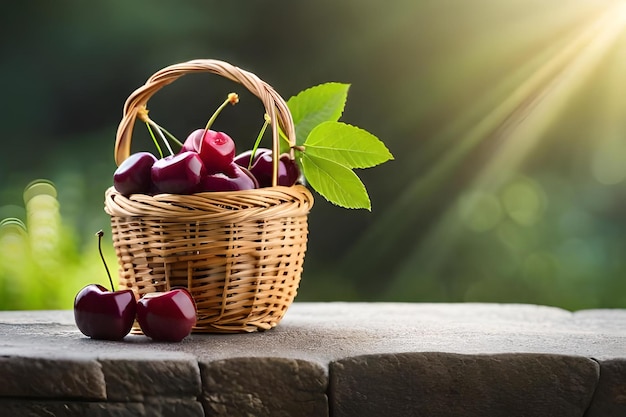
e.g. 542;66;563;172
114;59;295;187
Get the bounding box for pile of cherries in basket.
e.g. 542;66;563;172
113;108;300;196
114;130;299;195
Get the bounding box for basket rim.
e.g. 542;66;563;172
105;184;314;221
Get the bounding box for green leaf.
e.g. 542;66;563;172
300;152;371;210
304;121;394;169
288;83;350;146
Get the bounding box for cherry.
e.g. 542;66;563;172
74;284;137;340
181;129;236;173
233;148;271;169
236;149;300;187
180;93;239;172
180;129;203;154
74;231;137;340
277;153;301;186
136;288;196;342
113;152;157;195
151;151;206;194
199;130;236;173
199;162;258;192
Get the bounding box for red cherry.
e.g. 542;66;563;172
151;151;206;194
240;151;300;188
180;129;236;173
198;129;236;173
136;289;197;342
199;162;258;192
233;148;271;169
74;284;137;340
113;152;157;195
180;129;203;154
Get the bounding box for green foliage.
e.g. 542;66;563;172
288;84;394;210
1;0;626;311
0;182;115;310
304;122;394;169
288;83;350;146
301;154;371;210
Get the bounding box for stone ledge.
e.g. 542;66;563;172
0;303;624;416
0;399;205;417
330;352;599;417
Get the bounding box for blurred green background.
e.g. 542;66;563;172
1;0;625;310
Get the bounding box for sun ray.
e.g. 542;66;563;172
337;0;626;296
386;1;626;298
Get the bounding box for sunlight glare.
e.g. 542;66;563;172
385;0;626;296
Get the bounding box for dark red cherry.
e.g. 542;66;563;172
233;148;271;169
151;151;206;194
136;288;196;342
199;162;259;192
180;129;203;154
247;151;300;188
74;284;137;341
113;152;157;195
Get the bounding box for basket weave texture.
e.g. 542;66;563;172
104;59;314;333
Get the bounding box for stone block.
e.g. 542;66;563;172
0;356;106;400
0;400;144;417
143;398;205;417
330;352;599;417
586;359;626;416
200;357;328;417
99;358;202;401
0;399;204;417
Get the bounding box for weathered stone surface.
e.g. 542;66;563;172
586;359;626;416
0;304;625;415
99;358;201;401
330;352;599;417
1;304;625;363
0;356;106;399
0;399;204;417
0;400;144;417
143;398;205;417
200;357;328;417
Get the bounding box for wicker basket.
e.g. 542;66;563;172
104;59;314;333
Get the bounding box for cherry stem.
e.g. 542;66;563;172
151;120;183;148
249;115;270;169
149;119;174;156
96;230;115;292
146;123;164;159
138;107;180;155
204;93;239;133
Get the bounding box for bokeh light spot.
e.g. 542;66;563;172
457;191;503;233
500;177;546;226
522;252;560;283
591;138;626;185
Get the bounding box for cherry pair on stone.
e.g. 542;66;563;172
74;285;196;343
73;231;196;342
